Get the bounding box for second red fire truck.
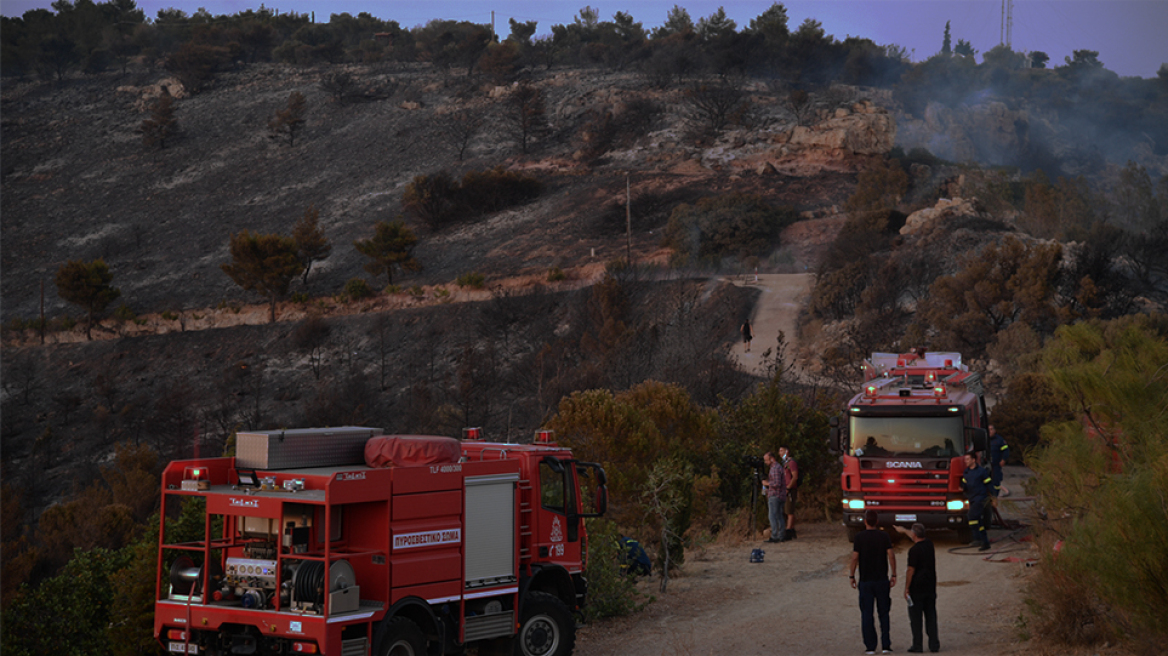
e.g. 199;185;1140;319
831;351;989;541
153;426;606;656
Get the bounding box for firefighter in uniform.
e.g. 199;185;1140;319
988;425;1010;500
962;452;992;551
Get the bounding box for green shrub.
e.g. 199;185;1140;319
583;518;645;619
113;305;136;321
161;311;178;321
384;284;402;294
290;292;310;304
408;285;425;298
662;194;797;264
456;272;485;289
402;167;543;230
547;267;567;282
432;286;451;301
4;317;27;332
57;316;77;330
343;278;373;300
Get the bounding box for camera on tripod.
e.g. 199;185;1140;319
743;455;766;472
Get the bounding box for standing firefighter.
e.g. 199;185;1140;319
988;425;1009;500
962;453;992;551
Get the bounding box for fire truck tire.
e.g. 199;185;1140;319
377;617;426;656
514;591;575;656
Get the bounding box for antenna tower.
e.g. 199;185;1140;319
1000;0;1013;48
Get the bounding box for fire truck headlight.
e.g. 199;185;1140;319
847;499;866;510
947;499;966;511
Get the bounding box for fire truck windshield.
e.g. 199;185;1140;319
849;416;964;458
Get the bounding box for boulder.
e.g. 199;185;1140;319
900;197;983;235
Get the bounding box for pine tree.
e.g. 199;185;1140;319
141;90;178;150
292;204;332;285
268;91;307;146
942;20;952;56
220;231;303;323
55;259;121;340
353;220;421;285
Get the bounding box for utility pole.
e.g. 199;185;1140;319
626;175;632;267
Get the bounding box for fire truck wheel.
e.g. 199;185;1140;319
377;617;426;656
514;591;575;656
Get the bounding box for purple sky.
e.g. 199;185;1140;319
2;0;1165;78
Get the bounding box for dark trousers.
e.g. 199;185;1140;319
858;580;892;651
968;498;989;546
908;593;939;652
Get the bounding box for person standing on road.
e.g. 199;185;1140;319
762;451;786;542
988;425;1009;501
849;509;896;655
962;453;992;551
779;446;799;539
896;523;940;653
741;319;753;352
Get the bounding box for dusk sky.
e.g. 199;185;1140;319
2;0;1165;78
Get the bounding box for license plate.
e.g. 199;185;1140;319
895;514;917;522
169;643;198;654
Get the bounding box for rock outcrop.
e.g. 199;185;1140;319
900;196;985;235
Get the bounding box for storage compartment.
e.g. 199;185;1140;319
236;427;379;469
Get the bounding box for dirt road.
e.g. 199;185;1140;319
728;273;814;376
575;467;1038;656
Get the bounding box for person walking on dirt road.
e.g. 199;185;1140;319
761;451;786;542
779;446;799;539
741;319;753;352
896;523;940;653
850;509;897;654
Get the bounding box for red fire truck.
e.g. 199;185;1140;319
830;352;988;541
153;426;606;656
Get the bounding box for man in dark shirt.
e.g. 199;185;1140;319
897;523;940;653
849;509;896;654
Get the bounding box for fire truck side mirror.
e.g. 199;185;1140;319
829;416;848;454
577;462;608;518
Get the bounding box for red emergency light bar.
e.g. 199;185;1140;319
463;427;483;441
534;429;555;444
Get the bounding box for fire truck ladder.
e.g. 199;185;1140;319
517;479;534;564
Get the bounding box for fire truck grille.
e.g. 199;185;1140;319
859;471;950;510
342;638;367;656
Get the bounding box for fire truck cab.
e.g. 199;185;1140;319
831;352;988;541
153;427;606;656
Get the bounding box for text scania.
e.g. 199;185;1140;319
393;529;462;550
886;462;924;469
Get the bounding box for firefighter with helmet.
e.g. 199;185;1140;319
961;452;992;551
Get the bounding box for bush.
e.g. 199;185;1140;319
456;272;485;289
408;285;425;298
343;278;373;300
583;518;645;619
290;292;310;304
402;167;543;230
113;305;136;322
160;311;178;321
662;194;797;264
432;286;451;302
547;267;567;282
